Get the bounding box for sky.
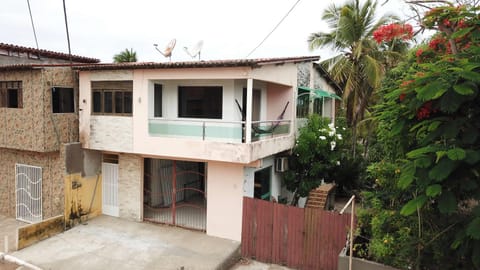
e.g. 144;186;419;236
0;0;410;63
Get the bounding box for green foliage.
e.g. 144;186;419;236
308;0;402;157
368;4;480;269
284;115;358;200
113;48;137;63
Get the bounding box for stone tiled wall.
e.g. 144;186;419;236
118;154;142;221
89;116;133;152
0;67;78;152
0;147;65;219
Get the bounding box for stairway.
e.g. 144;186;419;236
306;183;335;209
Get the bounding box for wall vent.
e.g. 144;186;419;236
275;157;288;172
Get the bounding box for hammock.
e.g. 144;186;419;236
235;99;290;134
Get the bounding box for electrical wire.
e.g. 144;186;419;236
62;0;73;64
26;0;40;52
245;0;302;58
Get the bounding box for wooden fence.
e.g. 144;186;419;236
241;197;354;270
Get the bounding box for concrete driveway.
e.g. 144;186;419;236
11;215;240;270
0;215;26;252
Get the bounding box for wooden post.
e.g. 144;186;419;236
349;197;355;270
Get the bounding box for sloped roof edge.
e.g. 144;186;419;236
73;56;320;71
0;43;100;63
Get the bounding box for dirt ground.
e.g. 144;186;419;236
0;260;19;270
230;258;293;270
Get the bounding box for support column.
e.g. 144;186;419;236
309;63;315;114
246;78;253;143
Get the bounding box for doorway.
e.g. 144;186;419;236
143;159;206;231
102;155;119;217
254;167;271;200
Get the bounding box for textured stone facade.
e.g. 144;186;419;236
0;67;79;220
118;154;142;221
0;67;79;152
0;148;65;218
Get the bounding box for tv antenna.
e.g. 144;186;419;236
184;40;203;60
154;38;176;61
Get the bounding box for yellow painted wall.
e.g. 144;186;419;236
64;173;102;226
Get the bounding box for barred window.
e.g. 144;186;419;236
0;81;23;108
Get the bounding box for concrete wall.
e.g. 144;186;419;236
338;247;400;270
64;173;102;227
0;148;65;219
78;65;298;164
0;67;79;153
118;154;142;221
242;156;282;200
207;161;244;241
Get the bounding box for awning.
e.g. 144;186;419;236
298;86;342;100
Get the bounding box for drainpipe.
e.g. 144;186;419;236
0;252;43;270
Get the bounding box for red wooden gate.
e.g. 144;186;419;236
241;197;354;270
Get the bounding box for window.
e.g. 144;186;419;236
178;86;222;119
91;81;132;115
52;87;74;113
0;81;23;108
154;84;162;117
313;98;323;116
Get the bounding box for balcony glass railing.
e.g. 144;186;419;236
251;120;291;142
149;118;292;143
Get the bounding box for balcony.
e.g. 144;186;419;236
148;118;291;143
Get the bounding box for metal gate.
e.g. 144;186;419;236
144;159;206;231
15;164;42;223
102;162;119;217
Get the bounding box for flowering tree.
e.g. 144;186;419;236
375;4;480;268
283;115;351;205
373;23;414;43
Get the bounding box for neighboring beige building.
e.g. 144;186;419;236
75;56;339;241
0;43;99;224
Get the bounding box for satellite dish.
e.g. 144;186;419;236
184;40;203;60
154;39;176;61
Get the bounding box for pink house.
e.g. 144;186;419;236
75;56;339;241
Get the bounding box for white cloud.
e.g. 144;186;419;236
0;0;409;63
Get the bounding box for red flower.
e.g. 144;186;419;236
442;19;451;27
416;48;423;57
401;80;415;88
373;23;414;44
399;93;406;101
417;101;433;120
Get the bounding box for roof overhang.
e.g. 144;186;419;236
298;86;342;100
73;56;320;71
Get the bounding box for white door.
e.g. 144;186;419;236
102;162;119;217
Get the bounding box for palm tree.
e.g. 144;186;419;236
308;0;394;157
113;48;137;63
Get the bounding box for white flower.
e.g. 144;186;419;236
330;140;336;150
328;122;335;129
342;127;346;131
328;130;335;136
336;134;342;140
319;135;326;140
336;161;341;166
